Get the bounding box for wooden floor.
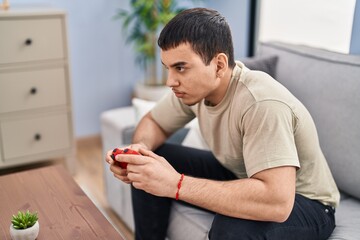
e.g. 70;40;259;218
0;135;134;240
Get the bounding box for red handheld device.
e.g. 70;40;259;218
111;148;140;169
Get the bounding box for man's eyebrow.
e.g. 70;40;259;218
162;61;187;68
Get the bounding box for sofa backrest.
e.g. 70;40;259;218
258;42;360;199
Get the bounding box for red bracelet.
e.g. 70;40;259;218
175;174;184;200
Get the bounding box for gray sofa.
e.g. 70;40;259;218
101;41;360;239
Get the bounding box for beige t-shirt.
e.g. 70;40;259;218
151;61;340;207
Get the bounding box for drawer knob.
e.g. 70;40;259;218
25;38;33;46
34;133;41;141
30;87;37;95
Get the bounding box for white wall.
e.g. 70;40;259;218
259;0;357;53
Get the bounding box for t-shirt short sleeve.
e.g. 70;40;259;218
241;100;300;177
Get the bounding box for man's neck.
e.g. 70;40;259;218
205;68;234;106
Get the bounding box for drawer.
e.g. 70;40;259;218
0;68;67;113
0;17;64;64
1;113;71;160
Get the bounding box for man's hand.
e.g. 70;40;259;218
105;147;130;184
126;143;149;152
119;148;181;198
105;146;180;198
105;143;149;183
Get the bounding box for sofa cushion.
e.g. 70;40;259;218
328;198;360;239
132;98;156;123
122;126;135;145
258;42;360;200
167;202;214;240
241;55;278;78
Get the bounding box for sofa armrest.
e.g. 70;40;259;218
100;106;136;153
100;106;137;230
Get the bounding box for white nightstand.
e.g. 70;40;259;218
0;7;75;172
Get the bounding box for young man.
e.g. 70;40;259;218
106;8;339;240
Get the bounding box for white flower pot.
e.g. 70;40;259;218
10;221;39;240
134;83;170;101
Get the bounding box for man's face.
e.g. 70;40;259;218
161;43;220;106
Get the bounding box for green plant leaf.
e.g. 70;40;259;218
11;210;38;229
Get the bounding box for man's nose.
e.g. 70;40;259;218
166;71;179;87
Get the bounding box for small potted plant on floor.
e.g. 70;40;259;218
10;210;39;240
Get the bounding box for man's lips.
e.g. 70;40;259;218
173;90;185;98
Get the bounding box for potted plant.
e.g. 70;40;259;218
115;0;189;100
9;210;39;240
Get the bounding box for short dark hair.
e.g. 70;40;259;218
158;8;236;68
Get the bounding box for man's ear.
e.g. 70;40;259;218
215;53;228;78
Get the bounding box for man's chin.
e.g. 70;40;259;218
180;98;197;106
